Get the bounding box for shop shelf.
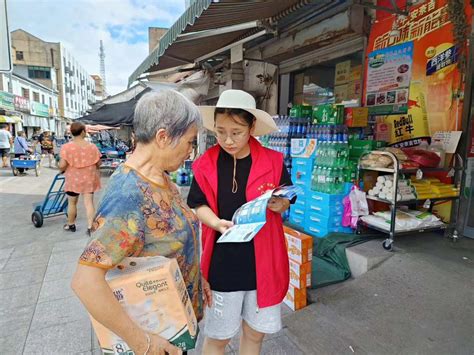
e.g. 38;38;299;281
359;220;448;236
366;195;460;205
357;150;462;250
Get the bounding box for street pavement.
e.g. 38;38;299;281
0;162;302;355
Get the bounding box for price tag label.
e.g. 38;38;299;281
416;169;423;180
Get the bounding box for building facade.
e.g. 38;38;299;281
10;29;95;121
0;72;60;137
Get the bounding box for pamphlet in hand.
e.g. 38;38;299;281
217;185;302;244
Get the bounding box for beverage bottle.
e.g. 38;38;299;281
334;168;342;194
342;125;349;142
311;166;318;191
325;168;331;194
320;143;326;167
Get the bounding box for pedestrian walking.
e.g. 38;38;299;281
59;122;101;235
188;89;293;355
13;131;32;174
38;130;55;167
71;90;203;355
0;124;13;168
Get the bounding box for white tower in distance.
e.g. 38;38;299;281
99;40;107;98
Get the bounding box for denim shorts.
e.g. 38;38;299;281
203;290;282;340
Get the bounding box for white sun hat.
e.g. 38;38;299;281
198;89;277;136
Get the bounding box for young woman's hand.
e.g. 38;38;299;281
202;277;213;308
213;219;234;234
267;197;290;213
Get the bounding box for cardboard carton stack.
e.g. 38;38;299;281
283;226;313;311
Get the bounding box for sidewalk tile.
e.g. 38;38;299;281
52;238;88;252
10;242;53;258
0;284;41;309
38;277;75;303
48;249;84;265
261;335;304;354
0;267;46;290
0;247;14;259
1;252;50;272
44;262;78;282
0;305;34;336
30;296;88;330
0;326;29;355
23;319;92;354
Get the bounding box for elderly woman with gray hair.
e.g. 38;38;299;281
71;90;202;355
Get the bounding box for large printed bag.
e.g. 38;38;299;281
89;256;199;354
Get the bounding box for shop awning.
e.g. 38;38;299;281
0;115;22;123
128;0;307;86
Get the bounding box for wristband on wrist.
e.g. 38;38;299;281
143;332;151;355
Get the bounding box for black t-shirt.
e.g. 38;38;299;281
187;148;292;292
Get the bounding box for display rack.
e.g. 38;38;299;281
357;150;463;250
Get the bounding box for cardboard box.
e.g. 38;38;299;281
345;107;369;127
289;259;312;289
90;257;199;353
283;226;313;264
284;284;307;311
290;139;317;159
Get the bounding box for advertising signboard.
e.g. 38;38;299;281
366;0;472;146
366;41;413;115
0;90;14;110
30;101;50;117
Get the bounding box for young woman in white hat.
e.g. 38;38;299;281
188;89;293;354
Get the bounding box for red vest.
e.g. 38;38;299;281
192;137;289;308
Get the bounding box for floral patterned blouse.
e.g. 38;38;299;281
78;164;202;320
60;141;101;194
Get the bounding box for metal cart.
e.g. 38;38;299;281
11;154;41;176
31;174;68;228
358;150;462;250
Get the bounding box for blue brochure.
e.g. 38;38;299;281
217;185;302;243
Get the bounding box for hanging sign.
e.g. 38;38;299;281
366;41;414;115
14;95;30;113
0;90;14;110
30;101;49;117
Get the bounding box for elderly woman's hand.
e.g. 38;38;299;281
267;197;290;214
147;333;183;355
202;277;213;308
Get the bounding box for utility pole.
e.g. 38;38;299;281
99;40;107;98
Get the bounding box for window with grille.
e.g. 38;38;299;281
28;66;51;80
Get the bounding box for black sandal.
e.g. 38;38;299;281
63;224;76;232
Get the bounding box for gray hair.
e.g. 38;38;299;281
133;90;202;145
